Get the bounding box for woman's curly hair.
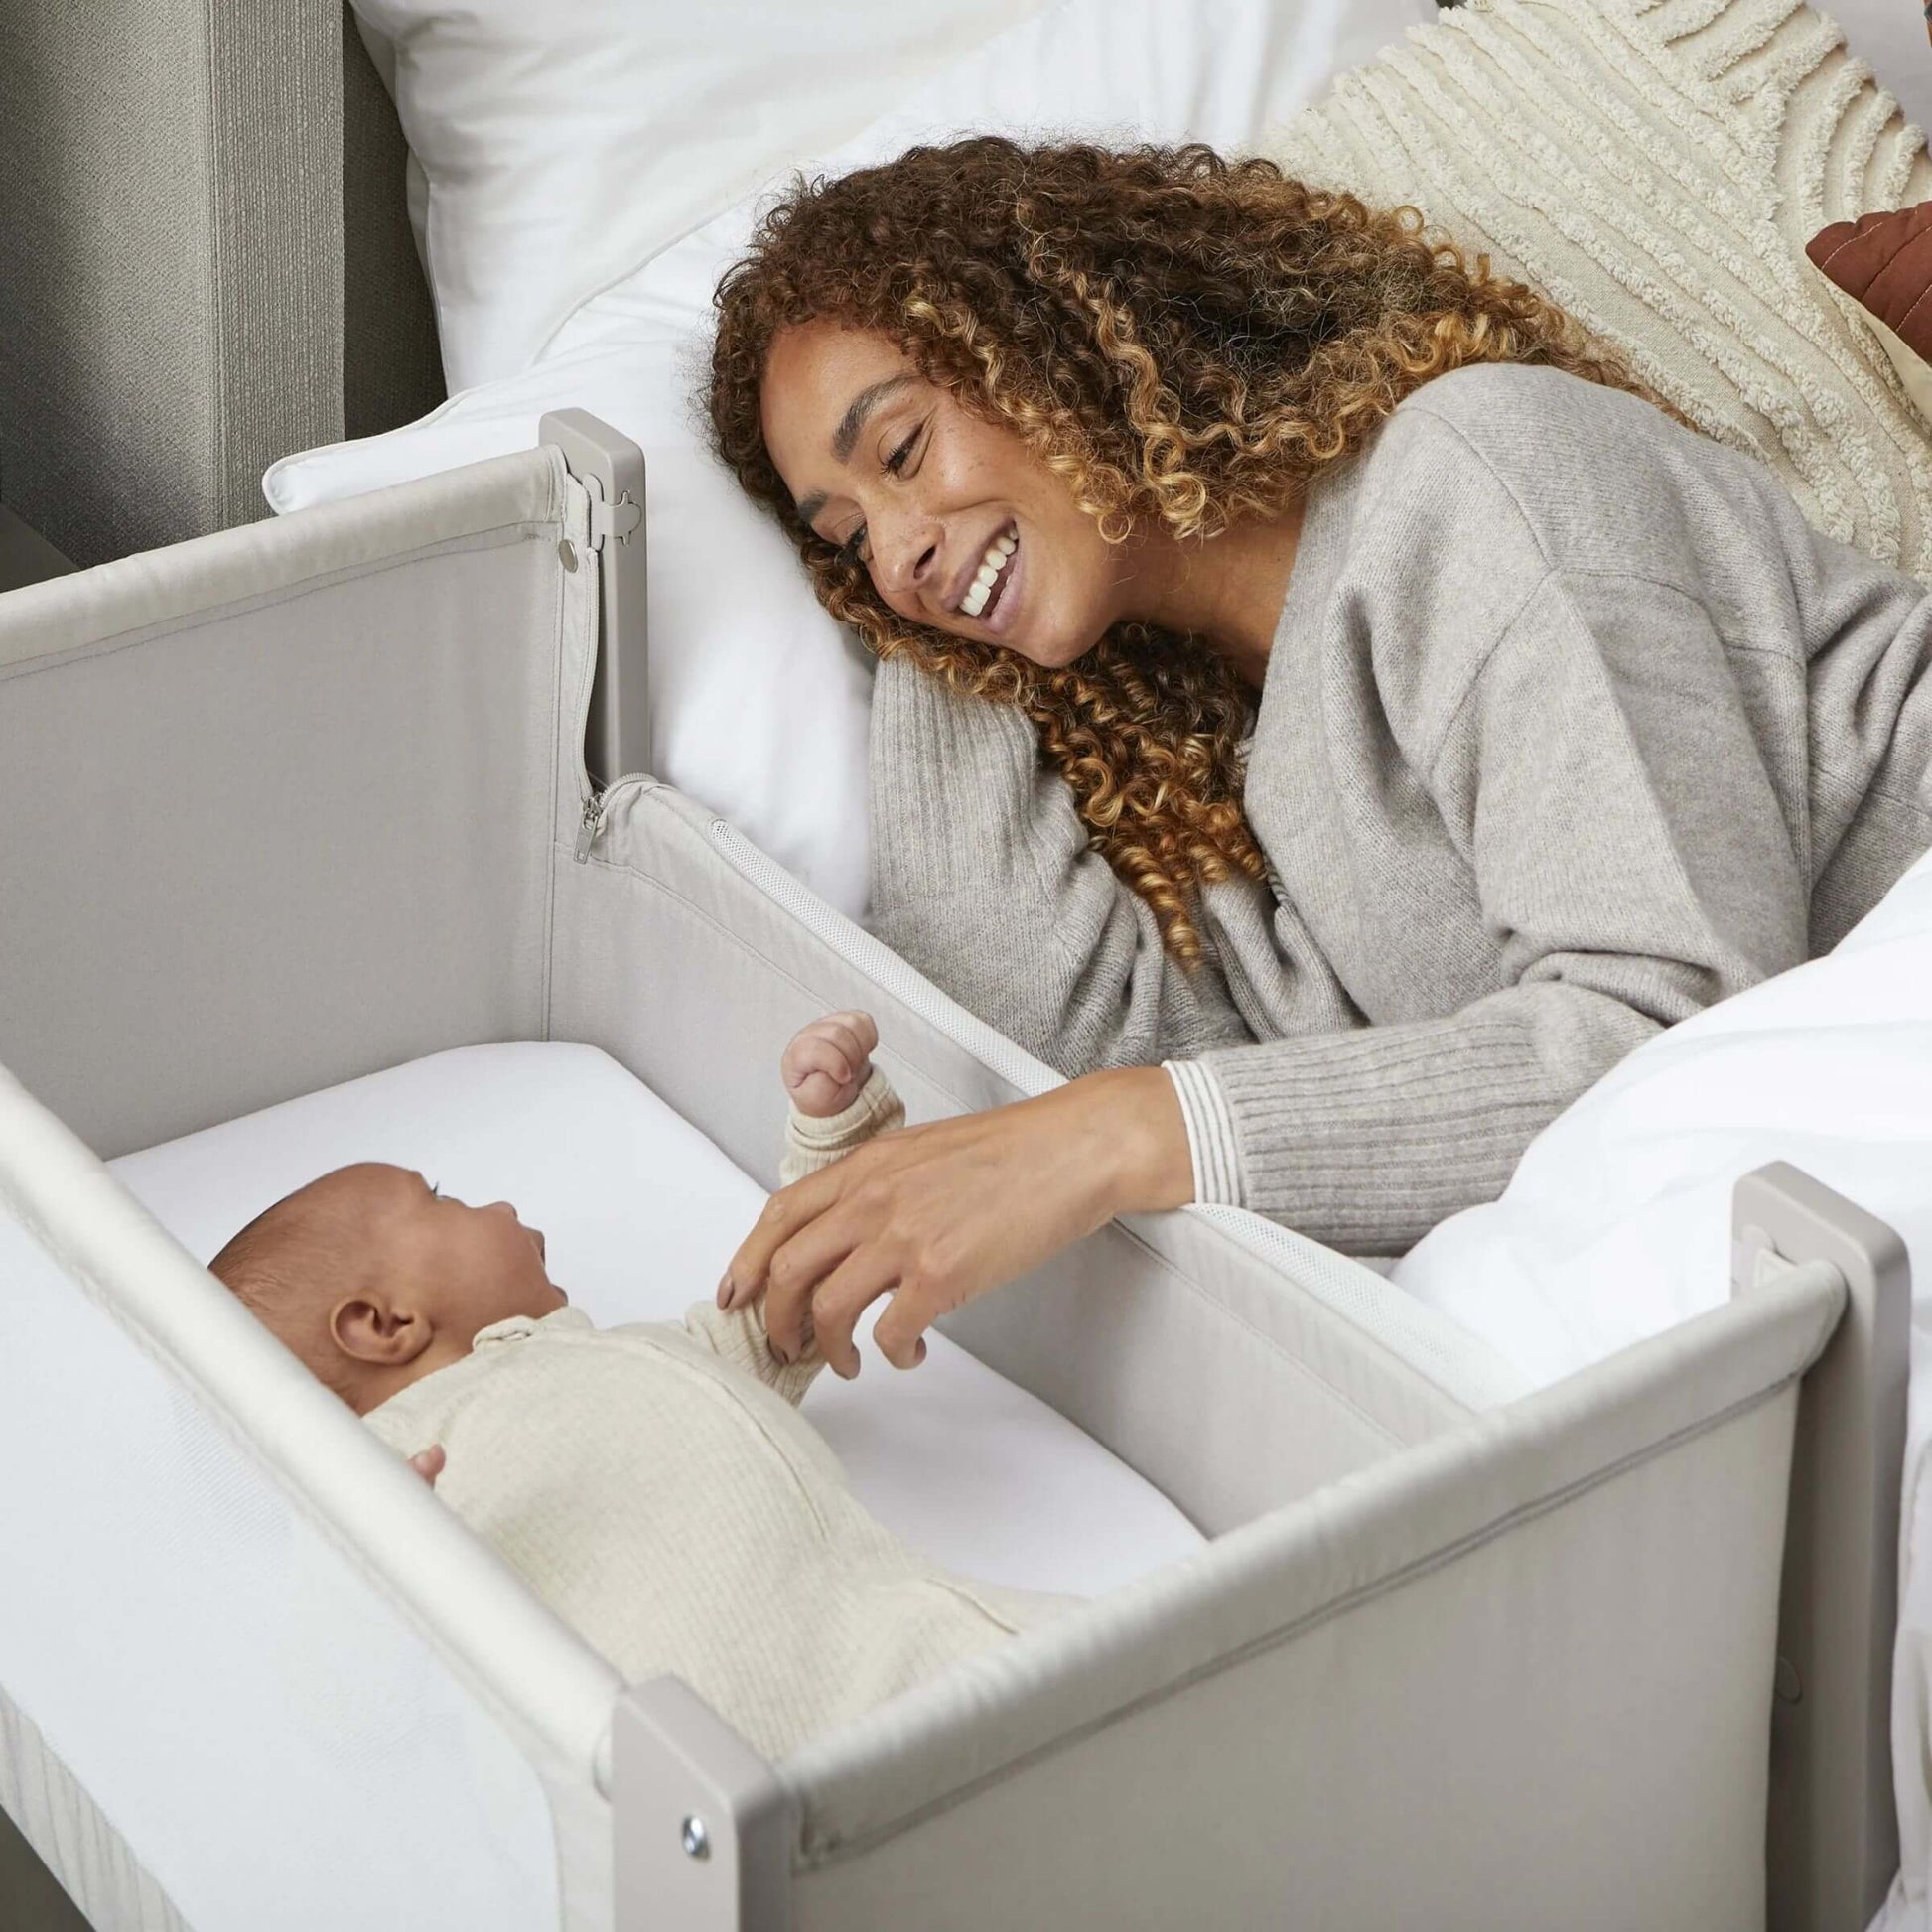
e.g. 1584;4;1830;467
708;137;1679;963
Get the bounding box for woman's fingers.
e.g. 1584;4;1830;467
408;1445;446;1487
800;1244;904;1378
762;1204;867;1362
872;1292;935;1372
721;1163;842;1309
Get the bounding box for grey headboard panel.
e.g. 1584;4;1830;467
0;0;442;570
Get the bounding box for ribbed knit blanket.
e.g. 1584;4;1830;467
1265;0;1932;579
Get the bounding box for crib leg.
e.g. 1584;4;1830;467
1732;1161;1910;1932
611;1676;795;1931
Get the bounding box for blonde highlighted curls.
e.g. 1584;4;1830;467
708;139;1679;963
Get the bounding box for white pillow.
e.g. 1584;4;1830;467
352;0;1052;391
273;0;1436;917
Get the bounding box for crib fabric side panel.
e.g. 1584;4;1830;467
0;450;586;1159
1;1683;190;1932
547;783;1485;1532
775;1268;1841;1929
789;1391;1795;1932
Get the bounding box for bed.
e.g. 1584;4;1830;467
0;412;1907;1930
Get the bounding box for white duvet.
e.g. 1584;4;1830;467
1394;845;1932;1927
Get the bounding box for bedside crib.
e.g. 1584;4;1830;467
0;417;1904;1931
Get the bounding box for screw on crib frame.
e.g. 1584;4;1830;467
610;1676;796;1931
540;409;648;789
1732;1161;1911;1932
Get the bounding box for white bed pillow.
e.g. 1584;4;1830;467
351;0;1052;392
275;0;1436;917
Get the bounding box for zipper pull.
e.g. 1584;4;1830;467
574;794;605;864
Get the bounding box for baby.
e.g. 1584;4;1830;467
209;1013;1062;1762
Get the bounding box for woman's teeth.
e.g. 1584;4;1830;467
960;529;1018;618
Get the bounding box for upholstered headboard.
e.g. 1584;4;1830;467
0;0;441;569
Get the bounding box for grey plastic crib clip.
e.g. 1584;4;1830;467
612;1676;796;1931
1731;1160;1910;1932
540;408;649;789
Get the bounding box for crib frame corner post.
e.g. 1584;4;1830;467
538;407;649;789
1732;1160;1910;1932
610;1676;796;1932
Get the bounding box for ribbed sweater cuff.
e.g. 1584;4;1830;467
1161;1059;1241;1206
1193;1008;1573;1251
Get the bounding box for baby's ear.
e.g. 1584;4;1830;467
331;1293;431;1367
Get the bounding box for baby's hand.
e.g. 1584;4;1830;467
781;1010;878;1118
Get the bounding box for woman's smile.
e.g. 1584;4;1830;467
951;523;1019;626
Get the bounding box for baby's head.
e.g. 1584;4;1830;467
209;1164;565;1413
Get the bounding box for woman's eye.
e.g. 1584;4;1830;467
884;425;921;476
838;525;869;567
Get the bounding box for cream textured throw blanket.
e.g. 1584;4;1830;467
1265;0;1932;578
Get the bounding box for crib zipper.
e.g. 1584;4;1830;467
573;777;653;863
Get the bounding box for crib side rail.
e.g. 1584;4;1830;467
1734;1162;1912;1932
605;1253;1843;1931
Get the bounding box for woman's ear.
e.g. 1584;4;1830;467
330;1291;432;1368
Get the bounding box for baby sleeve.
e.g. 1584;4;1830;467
778;1066;905;1187
679;1299;822;1408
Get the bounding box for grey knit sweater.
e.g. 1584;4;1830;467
866;362;1932;1254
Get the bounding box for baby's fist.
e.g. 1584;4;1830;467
782;1010;878;1118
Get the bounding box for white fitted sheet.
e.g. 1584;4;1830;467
111;1042;1206;1601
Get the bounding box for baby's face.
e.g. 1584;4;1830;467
345;1163;567;1338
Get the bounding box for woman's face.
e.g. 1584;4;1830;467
760;322;1134;668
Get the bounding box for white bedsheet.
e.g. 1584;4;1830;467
1393;846;1932;1929
112;1041;1205;1602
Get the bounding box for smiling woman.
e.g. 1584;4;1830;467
708;137;1932;1381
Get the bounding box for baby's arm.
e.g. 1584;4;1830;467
778;1010;904;1186
691;1013;905;1401
681;1298;821;1407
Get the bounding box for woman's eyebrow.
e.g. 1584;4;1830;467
793;374;917;527
832;375;914;463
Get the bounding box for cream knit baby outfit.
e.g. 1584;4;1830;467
365;1070;1062;1762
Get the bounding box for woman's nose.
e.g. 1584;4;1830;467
873;514;942;599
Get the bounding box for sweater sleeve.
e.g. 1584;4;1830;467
1168;568;1811;1254
865;652;1257;1074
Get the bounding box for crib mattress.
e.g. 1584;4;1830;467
111;1041;1206;1601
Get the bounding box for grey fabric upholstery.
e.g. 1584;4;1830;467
0;0;442;569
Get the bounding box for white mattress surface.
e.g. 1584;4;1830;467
112;1042;1205;1600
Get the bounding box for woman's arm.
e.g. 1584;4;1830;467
867;654;1256;1071
1164;568;1812;1252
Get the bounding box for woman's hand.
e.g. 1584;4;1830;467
720;1065;1192;1376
